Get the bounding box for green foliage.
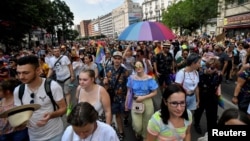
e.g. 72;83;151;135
65;29;79;41
162;0;219;35
0;0;74;46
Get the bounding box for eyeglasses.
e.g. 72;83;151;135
30;93;34;104
167;100;186;107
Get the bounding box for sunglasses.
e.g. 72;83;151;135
30;93;35;104
135;63;143;68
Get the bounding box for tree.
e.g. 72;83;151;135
162;0;219;35
65;29;79;41
52;0;74;44
0;0;74;47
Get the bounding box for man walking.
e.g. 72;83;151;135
153;42;175;93
47;47;75;115
103;51;128;141
14;55;66;141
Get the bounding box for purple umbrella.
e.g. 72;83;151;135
118;21;176;41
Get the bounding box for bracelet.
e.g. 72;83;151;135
233;96;237;98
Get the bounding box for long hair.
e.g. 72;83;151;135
160;83;189;124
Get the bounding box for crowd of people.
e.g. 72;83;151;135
0;34;250;141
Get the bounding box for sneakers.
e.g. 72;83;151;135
194;124;202;134
118;133;124;141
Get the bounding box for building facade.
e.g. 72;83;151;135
89;19;101;37
80;20;91;37
112;0;142;38
99;12;113;37
217;0;250;37
141;0;176;21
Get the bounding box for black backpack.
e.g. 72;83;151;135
18;78;58;111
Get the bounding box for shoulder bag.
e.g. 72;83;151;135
50;55;64;80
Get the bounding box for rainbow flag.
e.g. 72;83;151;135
218;95;224;109
95;41;105;64
148;71;156;80
154;46;161;54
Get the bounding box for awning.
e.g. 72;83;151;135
223;23;250;29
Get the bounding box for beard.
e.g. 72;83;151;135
23;73;37;84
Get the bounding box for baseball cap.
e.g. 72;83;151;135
113;51;122;58
163;42;171;47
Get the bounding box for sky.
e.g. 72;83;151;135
63;0;144;25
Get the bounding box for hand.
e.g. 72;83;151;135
103;77;108;84
70;76;75;82
231;97;238;104
135;96;144;103
156;71;161;77
196;100;200;109
36;113;50;127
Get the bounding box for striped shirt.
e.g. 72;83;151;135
147;110;192;141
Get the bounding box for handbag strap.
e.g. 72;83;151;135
53;55;64;68
168;121;183;141
181;68;186;86
113;67;122;89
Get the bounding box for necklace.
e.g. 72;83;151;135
187;71;195;87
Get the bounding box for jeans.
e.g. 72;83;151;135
0;128;29;141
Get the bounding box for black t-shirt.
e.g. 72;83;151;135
154;52;173;74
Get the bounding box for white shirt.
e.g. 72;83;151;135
49;55;71;81
14;78;64;141
61;121;119;141
175;68;199;92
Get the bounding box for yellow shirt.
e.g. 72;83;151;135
41;63;49;76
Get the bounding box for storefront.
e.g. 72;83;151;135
223;12;250;38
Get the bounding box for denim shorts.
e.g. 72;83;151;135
111;97;125;114
186;93;197;110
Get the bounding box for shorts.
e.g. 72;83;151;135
111;97;125;114
186;93;197;110
58;78;72;94
158;75;172;86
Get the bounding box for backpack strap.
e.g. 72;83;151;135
45;78;58;111
181;68;186;86
18;84;25;105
